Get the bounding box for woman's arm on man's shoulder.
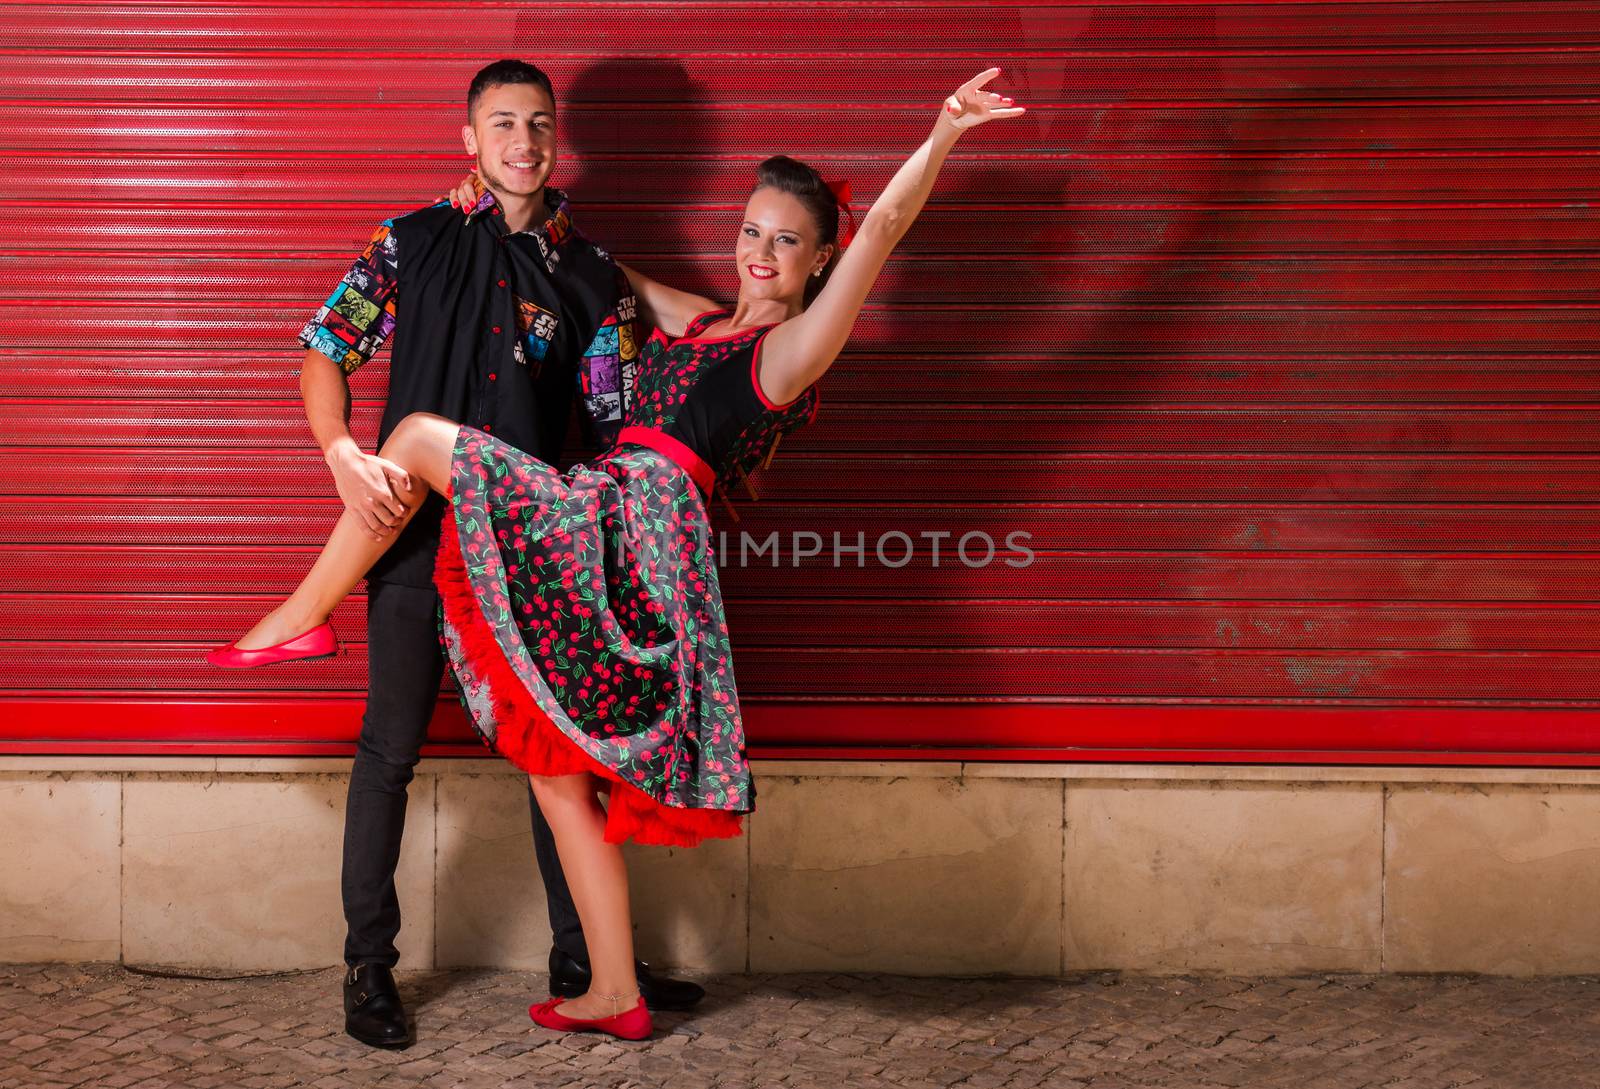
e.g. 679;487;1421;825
440;171;719;336
617;261;719;339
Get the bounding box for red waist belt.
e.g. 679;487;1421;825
613;425;715;498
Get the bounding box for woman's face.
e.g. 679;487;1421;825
735;187;834;305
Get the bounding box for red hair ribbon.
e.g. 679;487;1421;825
826;178;857;248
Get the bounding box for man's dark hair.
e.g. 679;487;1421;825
467;59;556;121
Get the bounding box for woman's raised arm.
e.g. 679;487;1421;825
757;68;1025;403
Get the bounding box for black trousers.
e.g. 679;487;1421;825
341;579;588;968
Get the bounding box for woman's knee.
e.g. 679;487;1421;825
384;413;458;492
529;772;601;810
389;411;450;451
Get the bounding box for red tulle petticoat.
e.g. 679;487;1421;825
434;491;746;849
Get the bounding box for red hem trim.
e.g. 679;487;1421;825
615;425;716;498
433;506;744;848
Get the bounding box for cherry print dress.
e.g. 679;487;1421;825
433;309;820;847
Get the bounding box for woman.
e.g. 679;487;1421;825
206;69;1023;1040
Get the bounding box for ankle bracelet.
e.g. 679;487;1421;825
590;988;639;1014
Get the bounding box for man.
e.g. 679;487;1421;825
296;58;703;1050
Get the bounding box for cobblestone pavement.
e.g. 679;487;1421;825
3;962;1599;1088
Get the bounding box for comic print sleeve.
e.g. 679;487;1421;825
297;220;399;376
576;266;640;448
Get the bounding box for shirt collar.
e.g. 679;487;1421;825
465;176;578;275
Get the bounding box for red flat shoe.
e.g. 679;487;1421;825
205;621;337;668
528;995;653;1041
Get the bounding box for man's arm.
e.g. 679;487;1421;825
296;220;410;540
299;347;411;541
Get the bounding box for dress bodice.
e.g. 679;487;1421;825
616;309;819;501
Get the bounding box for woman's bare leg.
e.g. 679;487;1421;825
529;773;640;1019
232;413;461;649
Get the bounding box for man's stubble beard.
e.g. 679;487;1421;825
476;161;550;204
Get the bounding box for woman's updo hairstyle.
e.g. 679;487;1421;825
754;155;842;305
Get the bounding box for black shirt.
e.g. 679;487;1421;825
298;183;639;587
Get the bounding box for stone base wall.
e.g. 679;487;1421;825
4;758;1599;976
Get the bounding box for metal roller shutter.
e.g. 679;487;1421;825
1;1;1597;763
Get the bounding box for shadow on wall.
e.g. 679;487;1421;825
545;56;721;469
849;8;1236;717
564;58;720;300
488;21;1235;714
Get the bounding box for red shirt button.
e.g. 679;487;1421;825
488;372;497;381
483;424;492;433
497;279;506;287
491;325;501;334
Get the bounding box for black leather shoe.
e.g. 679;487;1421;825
344;963;413;1049
548;946;706;1012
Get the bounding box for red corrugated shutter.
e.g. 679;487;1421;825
2;2;1598;763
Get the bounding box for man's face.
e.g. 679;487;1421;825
462;82;558;199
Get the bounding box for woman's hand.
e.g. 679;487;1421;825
939;67;1026;131
443;171;480;216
